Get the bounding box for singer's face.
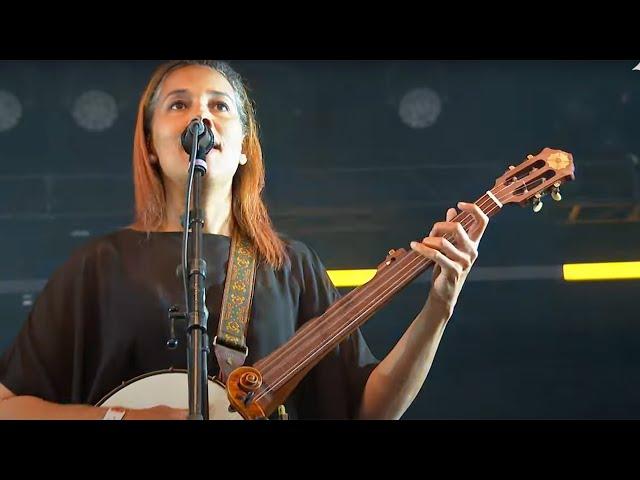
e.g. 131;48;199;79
150;65;245;189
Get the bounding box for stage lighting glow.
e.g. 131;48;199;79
399;87;442;129
0;90;22;132
72;90;118;132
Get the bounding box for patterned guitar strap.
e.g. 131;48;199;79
213;232;258;384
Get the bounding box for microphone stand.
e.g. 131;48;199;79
171;118;214;420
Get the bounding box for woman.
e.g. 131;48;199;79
0;60;489;419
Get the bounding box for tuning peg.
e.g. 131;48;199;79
551;182;562;201
527;155;534;160
508;165;516;170
532;194;543;213
388;249;396;256
533;199;543;213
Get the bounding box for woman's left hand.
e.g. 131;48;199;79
410;202;489;319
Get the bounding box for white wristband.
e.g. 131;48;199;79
102;407;126;420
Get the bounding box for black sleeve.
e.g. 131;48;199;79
0;247;99;404
292;241;380;419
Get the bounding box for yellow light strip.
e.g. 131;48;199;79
327;269;377;287
327;262;640;286
563;262;640;281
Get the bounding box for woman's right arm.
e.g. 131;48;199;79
0;382;186;420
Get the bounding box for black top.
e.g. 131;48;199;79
0;229;379;419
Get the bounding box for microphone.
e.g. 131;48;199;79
181;117;215;158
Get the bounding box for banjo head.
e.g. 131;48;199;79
97;370;243;420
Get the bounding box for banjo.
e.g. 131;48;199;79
98;148;575;419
